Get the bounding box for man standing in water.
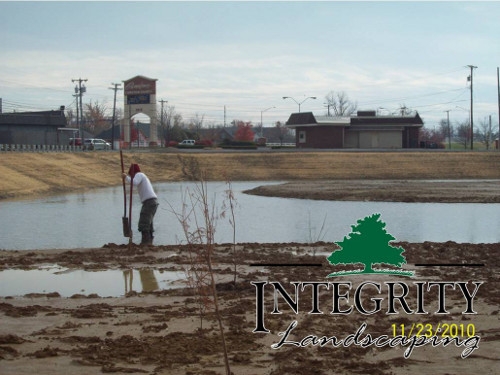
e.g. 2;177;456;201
122;163;159;246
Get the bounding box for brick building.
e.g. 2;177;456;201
286;110;423;149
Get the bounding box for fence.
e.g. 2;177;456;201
265;143;296;147
0;144;88;152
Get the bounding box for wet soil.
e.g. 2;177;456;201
0;241;499;375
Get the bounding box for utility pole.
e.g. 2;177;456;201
467;65;477;150
158;99;168;146
447;110;452;150
73;93;79;137
72;78;88;141
109;83;122;150
324;103;332;116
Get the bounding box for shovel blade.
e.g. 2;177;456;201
122;217;131;237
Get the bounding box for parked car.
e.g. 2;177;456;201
167;140;179;147
69;138;82;146
195;139;213;147
178;139;196;146
84;138;111;150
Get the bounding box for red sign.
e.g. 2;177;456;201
123;76;157;96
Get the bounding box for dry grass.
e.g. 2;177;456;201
2;150;500;201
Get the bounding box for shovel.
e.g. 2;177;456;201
120;150;131;237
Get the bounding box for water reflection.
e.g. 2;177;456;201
1;181;499;250
123;269;160;294
0;266;185;297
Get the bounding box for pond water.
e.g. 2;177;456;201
1;181;499;297
1;181;500;251
0;266;186;297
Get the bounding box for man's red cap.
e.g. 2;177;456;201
128;163;141;178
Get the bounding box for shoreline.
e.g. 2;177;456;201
2;151;500;201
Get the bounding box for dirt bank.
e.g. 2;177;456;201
245;179;500;203
2;150;500;201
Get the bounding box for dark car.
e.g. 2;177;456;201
69;138;82;146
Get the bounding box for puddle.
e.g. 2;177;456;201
0;266;186;297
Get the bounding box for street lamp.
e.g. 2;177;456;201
282;96;317;112
444;109;451;150
260;106;275;137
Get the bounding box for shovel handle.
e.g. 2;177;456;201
120;151;127;217
129;176;133;240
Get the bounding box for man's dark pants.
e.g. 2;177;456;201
139;198;159;235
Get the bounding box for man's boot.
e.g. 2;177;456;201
140;231;152;246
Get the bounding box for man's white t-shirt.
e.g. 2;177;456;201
126;172;157;203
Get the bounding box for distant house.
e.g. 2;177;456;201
197;127;236;144
286;110;423;149
196;125;295;146
256;126;295;145
0;108;68;145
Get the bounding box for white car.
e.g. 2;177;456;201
179;139;196;146
84;138;111;150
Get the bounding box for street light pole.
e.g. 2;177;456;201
109;83;122;150
260;106;275;137
445;110;451;150
282;96;317;112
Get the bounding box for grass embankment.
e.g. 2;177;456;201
1;150;500;201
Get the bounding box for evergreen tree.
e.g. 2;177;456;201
327;213;407;274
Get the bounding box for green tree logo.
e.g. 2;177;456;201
327;213;414;277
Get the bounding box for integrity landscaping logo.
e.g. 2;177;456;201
250;212;484;360
326;213;414;277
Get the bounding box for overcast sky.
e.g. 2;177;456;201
1;1;499;128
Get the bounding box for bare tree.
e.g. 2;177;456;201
420;126;445;145
84;100;108;134
158;105;182;145
438;118;453;147
189;113;205;139
65;108;76;127
275;121;289;145
168;157;232;375
455;120;471;149
324;91;357;116
477;116;495;150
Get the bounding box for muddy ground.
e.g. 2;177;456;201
0;240;499;375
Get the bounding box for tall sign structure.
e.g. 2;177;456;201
123;75;158;147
